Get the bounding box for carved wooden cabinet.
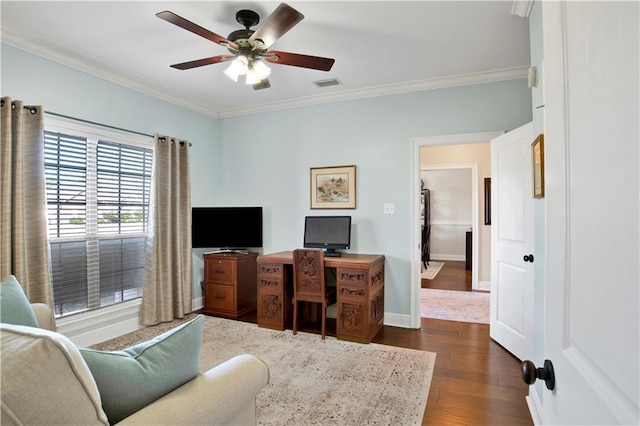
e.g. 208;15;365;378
203;252;257;319
256;251;384;343
256;260;292;330
335;257;385;343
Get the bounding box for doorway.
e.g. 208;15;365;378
420;165;474;286
409;131;503;328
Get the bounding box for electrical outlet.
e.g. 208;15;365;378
383;203;396;215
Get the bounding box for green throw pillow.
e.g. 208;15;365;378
0;275;39;328
80;315;204;424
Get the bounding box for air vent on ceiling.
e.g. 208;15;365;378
313;78;342;88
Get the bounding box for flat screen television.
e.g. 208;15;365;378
192;207;263;251
303;215;351;257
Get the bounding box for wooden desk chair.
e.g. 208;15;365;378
292;249;336;339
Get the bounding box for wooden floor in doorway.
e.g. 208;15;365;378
422;259;472;291
373;317;532;425
410;259;531;424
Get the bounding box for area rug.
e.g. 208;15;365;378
92;315;436;425
421;261;444;280
420;288;490;324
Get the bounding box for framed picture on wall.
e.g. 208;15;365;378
310;165;356;209
532;134;545;198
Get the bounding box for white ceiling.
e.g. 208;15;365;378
1;1;531;118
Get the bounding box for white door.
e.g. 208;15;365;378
540;2;639;424
489;122;535;361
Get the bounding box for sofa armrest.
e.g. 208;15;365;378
30;303;56;331
116;354;269;426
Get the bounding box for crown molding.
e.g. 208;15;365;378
1;28;221;119
511;0;534;18
2;27;527;120
218;66;528;118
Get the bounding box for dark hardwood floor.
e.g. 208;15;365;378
236;260;532;425
422;260;473;291
401;260;531;424
374;319;531;425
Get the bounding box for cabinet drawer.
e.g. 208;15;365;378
339;283;367;299
205;258;235;285
257;263;284;279
206;284;235;311
337;268;367;300
337;269;368;286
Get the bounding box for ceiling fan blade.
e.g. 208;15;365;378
170;55;235;70
264;51;335;71
253;79;271;90
156;11;237;49
248;3;303;49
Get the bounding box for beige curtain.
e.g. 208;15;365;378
140;134;192;325
0;97;53;306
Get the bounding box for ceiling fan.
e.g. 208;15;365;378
157;3;335;90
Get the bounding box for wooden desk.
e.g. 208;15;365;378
256;251;385;343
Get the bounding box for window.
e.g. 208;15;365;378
44;121;153;317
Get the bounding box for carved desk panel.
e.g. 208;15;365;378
256;251;385;343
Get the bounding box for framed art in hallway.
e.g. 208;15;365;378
532;134;545;198
310;165;356;209
484;177;491;225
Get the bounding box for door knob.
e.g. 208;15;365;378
523;254;535;262
521;359;555;390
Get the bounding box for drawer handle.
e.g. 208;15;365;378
214;295;226;300
214;269;226;274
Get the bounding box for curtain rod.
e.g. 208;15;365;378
2;100;192;146
45;111;154;138
44;111;192;146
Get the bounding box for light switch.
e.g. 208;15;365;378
383;203;395;215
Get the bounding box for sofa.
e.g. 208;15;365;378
1;275;270;425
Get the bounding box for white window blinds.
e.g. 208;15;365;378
45;129;152;317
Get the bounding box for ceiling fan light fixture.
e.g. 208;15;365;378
253;60;272;80
245;68;260;85
245;59;271;85
224;55;249;82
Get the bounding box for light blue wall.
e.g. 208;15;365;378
2;44;218;303
2;43;533;321
212;80;532;317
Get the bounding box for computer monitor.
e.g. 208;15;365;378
303;216;351;257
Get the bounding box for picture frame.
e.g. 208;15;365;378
310;165;356;209
484;177;491;225
532;134;545;198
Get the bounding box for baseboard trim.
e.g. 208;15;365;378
56;299;143;346
384;312;414;329
67;317;143;347
192;296;204;312
526;386;543;425
56;296;207;347
477;280;491;291
431;254;465;261
57;294;412;346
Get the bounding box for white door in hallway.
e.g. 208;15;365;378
489;121;535;361
540;2;639;424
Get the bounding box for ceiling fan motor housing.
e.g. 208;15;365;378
236;9;259;28
227;29;254;51
227;9;260;53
